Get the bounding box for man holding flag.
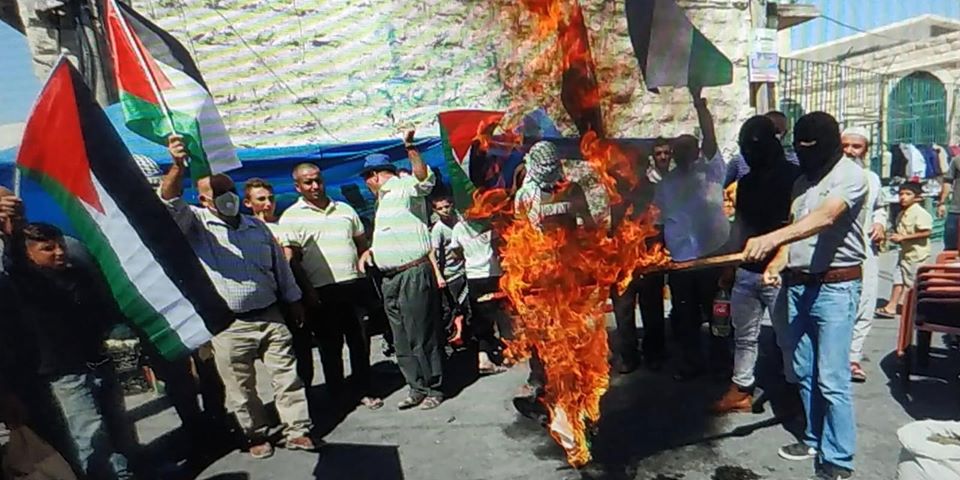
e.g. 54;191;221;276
160;136;317;459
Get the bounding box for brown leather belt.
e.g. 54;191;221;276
784;265;862;286
381;256;430;277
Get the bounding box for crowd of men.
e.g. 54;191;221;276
0;86;930;479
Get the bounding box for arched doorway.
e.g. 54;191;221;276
887;71;948;146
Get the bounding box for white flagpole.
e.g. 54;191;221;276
108;0;178;137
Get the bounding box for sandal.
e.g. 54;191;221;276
850;362;867;383
397;395;425;410
361;396;384;410
875;309;896;319
479;364;508;376
420;396;443;410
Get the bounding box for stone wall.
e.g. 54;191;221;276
132;0;755;152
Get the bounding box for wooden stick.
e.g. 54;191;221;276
658;252;745;273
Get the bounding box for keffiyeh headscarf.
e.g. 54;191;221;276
524;141;563;189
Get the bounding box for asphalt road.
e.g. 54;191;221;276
124;249;958;480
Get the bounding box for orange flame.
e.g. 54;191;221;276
484;0;671;467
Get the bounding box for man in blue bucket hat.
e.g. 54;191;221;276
359;130;445;410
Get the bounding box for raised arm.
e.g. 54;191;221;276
691;87;718;160
404;130;429;182
159;135;200;234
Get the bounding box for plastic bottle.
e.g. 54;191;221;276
711;289;732;337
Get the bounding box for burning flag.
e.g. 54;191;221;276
626;0;733;91
480;0;673;467
16;59;234;361
104;0;240;179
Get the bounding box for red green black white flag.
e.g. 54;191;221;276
16;59;234;361
626;0;733;91
104;0;240;179
437;110;504;211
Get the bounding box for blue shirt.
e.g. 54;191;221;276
724;150;799;187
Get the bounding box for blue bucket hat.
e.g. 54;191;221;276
360;153;397;177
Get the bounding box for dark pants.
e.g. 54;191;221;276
381;262;444;398
314;280;373;395
288;321;316;387
612;273;665;362
442;275;470;337
668;268;725;368
467;276;513;355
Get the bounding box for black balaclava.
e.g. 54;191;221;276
738;115;785;171
793;112;842;180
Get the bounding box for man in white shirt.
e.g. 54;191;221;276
161;136;317;459
359;130;444;410
840;127;887;383
280;163;383;410
651;88;729;381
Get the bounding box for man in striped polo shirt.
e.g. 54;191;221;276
280;163;383;410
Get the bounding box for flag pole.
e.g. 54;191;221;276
108;0;178;139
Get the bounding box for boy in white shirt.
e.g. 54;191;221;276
450;217;509;374
430;196;469;346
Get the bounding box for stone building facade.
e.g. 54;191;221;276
784;15;960;148
120;0;760;153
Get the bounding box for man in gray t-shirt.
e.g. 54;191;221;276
742;112;865;479
937;154;960;249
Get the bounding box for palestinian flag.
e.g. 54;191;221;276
626;0;732;91
437;110;504;211
16;59;234;361
104;0;239;179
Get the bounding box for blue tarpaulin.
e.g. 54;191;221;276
0;104;450;234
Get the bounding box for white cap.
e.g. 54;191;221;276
841;126;870;144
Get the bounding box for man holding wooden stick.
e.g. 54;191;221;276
741;112;867;480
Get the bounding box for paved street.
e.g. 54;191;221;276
123;249;959;480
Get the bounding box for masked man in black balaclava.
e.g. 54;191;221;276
160;135;318;459
711;116;800;415
742;112;867;480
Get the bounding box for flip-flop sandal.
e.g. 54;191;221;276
397;396;425;410
420;397;443;410
850;363;867;383
479;365;508;376
361;397;384;410
875;309;896;319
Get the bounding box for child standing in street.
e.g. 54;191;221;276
877;182;932;318
430;196;469;346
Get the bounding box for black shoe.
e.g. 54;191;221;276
815;463;853;479
778;442;817;461
617;356;639;374
673;365;704;382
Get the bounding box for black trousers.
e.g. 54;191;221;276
467;276;513;355
667;268;724;368
381;262;444;398
441;275;470;337
611;273;665;362
314;280;373;395
288;321;316;387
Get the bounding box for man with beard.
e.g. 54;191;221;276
840;127;887;383
161;135;317;459
711;116;799;415
744;112;867;480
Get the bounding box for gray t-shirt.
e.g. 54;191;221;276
430;219;465;280
787;157;868;273
944;157;960;214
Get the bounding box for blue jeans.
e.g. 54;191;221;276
945;212;959;251
788;280;860;471
730;268;785;388
48;363;134;480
